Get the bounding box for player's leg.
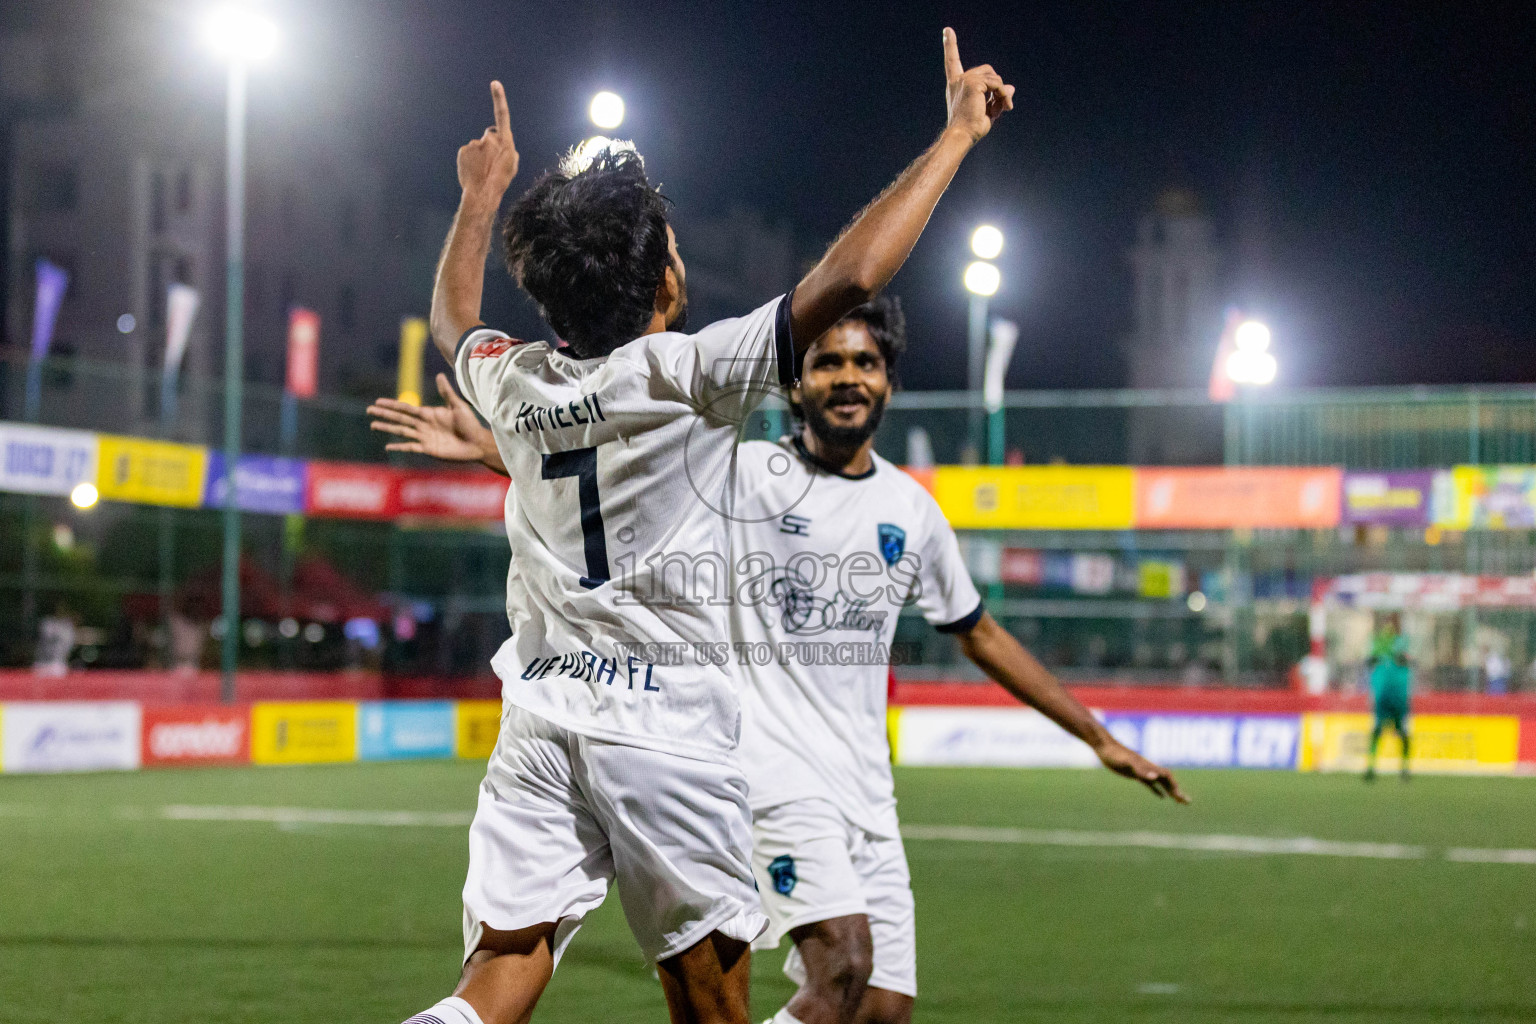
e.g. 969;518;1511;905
578;736;766;1024
1365;712;1384;781
779;915;875;1023
1395;712;1412;779
847;828;916;1024
401;706;613;1024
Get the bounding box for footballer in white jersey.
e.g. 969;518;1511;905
393;36;1018;1024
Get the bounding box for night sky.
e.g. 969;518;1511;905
10;1;1536;391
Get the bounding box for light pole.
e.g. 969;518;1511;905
963;225;1002;460
204;5;276;702
1218;316;1275;683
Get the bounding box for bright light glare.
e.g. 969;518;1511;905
1187;590;1208;613
203;6;278;62
70;482;99;509
964;261;1001;297
970;224;1004;260
1234;319;1272;352
589;91;625;130
1226;348;1278;386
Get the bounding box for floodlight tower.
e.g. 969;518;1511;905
204;4;277;702
589;90;625;130
964;225;1003;459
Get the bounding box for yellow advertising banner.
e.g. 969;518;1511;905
250;701;359;765
1444;466;1536;529
96;435;208;508
932;466;1135;530
455;700;503;760
1299;713;1519;775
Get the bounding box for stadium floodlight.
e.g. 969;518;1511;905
70;482;99;510
970;224;1004;260
1225;318;1277;386
589;90;625;130
202;5;278;63
964;260;1001;297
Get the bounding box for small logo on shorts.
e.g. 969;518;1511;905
767;855;797;896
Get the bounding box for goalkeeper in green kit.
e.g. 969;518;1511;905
1365;613;1412;781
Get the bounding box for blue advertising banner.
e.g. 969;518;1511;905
1103;713;1300;769
358;701;455;761
0;423;97;497
203;453;306;515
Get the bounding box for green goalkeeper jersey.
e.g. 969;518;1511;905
1369;632;1411;706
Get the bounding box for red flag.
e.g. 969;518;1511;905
1207;309;1241;404
285;308;321;398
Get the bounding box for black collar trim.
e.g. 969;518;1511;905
791;435;876;480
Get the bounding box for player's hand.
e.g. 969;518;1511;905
942;27;1014;145
368;373;493;463
457;80;520;202
1094;738;1190;804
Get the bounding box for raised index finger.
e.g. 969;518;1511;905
490;80;511;136
942;27;964;82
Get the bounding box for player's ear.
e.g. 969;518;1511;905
654;263;679;315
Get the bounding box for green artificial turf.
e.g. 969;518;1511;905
1;763;1533;1022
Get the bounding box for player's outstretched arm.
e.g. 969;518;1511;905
788;27;1014;353
431;80;521;364
955;612;1190;803
368;373;508;475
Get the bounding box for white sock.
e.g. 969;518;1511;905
769;1008;807;1024
403;996;484;1024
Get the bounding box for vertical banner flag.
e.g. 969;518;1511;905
160;283;200;422
983;318;1018;414
25;259;70;419
285;308;320;399
397;317;429;406
1207;308;1241;404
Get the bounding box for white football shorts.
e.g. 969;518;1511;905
750;798;917;997
462;704;766;966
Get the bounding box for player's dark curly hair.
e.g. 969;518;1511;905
502;146;674;357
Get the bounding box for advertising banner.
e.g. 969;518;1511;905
932;466;1135;530
999;548;1044;585
398;470;509;521
1103;714;1299;769
358;701;455;760
1445;466;1536;529
1134;467;1342;529
455;700;503;760
892;707;1101;767
305;461;400;519
1341;470;1439;527
96;435;208;507
0;701;141;773
285;308;321;399
1137;560;1187;599
1299;713;1519;775
141;705;249;767
203;453;307;515
250;701;358;765
0;423;97;497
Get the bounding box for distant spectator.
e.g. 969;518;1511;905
33;604;76;677
1484;647;1510;696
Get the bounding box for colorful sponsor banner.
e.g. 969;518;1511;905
305;461;400;519
358;701;455;760
455;700;502;760
999;548;1043;585
1341;470;1440;528
1445;466;1536;529
1135;467;1342;529
1104;714;1299;769
892;707;1101;767
1299;713;1519;775
250;701;358;765
932;466;1135;530
1520;719;1536;767
141;705;249;766
1137;560;1187;599
96;435;208;507
0;422;97;496
398;470;508;521
204;453;307;515
0;701;141;773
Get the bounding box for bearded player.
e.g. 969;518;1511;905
392;30;1015;1024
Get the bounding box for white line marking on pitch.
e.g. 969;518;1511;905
124;805;1536;865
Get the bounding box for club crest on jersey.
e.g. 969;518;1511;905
877;523;906;566
468;336;521;359
767;855;798;896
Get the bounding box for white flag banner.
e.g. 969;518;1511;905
983;318;1018;414
164;283;200;375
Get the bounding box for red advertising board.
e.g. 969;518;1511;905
1520;719;1536;767
398;470;508;520
285;308;321;398
141;705;249;766
1134;467;1342;529
305;461;401;519
1000;548;1044;585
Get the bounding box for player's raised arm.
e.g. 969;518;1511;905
788;27;1014;354
368;373;508;475
430;80;521;363
955;612;1190;803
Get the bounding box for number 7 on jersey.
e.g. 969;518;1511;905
541;446;610;589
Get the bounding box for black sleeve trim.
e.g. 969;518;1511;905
775;289;798;389
935;600;985;635
456;324;493;353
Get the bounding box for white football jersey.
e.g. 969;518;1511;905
456;296;793;763
731;437;982;837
